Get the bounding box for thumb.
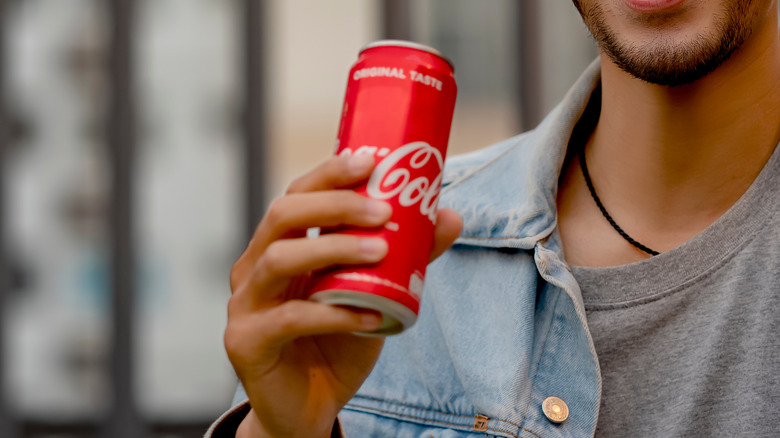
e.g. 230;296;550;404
429;208;462;262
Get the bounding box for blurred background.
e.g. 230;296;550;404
0;0;598;437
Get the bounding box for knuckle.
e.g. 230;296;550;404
286;176;305;194
223;322;243;358
224;316;273;367
333;192;363;222
229;262;246;292
287;157;344;194
263;197;287;227
223;324;239;354
317;235;355;263
332;155;351;175
329;196;351;222
226;295;242;318
341;232;363;250
342;192;364;212
261;241;287;275
350;237;372;261
223;323;253;366
274;300;305;332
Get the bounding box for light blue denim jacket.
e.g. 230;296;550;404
337;60;603;438
207;61;603;438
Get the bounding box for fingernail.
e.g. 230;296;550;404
360;238;388;258
348;154;374;175
361;314;382;329
365;200;392;221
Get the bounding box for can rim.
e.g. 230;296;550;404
309;289;417;336
360;40;455;72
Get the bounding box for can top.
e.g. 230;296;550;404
360;40;455;72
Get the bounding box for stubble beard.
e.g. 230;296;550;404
573;0;759;86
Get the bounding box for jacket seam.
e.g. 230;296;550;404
454;225;556;247
350;394;473;420
345;403;546;438
348;395;528;433
523;428;544;438
347;405;510;436
519;284;563;428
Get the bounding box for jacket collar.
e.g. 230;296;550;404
440;60;601;249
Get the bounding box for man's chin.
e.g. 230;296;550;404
578;0;761;87
605;48;733;87
597;22;748;87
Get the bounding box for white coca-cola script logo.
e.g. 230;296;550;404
341;142;443;224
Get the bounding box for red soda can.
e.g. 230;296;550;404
308;40;457;336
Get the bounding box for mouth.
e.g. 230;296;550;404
621;0;686;13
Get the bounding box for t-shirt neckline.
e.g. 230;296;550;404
571;143;780;308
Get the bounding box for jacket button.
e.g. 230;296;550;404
542;396;569;423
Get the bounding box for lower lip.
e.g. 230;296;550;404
622;0;685;13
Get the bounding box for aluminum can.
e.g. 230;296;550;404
308;40;457;336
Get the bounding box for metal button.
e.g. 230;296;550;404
542;396;569;423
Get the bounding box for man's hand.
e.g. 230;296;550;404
224;153;462;437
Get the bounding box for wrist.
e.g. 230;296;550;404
236;408;335;438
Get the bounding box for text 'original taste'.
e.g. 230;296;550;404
352;66;444;91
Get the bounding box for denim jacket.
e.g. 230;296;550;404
206;60;603;438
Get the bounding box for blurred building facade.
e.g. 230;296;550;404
0;0;597;436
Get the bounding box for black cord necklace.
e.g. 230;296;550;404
578;148;660;256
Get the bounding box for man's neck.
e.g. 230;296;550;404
558;13;780;267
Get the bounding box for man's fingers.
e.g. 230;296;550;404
429;208;463;262
235;234;389;305
260;234;388;278
238;153;375;269
235;191;392;276
262;192;392;243
271;300;383;343
224;300;382;368
235;208;460;306
253;300;383;348
287;154;375;194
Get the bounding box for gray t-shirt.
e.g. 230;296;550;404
571;143;780;437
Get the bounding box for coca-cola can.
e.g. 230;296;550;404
308;40;457;336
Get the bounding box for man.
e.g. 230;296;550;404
209;0;780;436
